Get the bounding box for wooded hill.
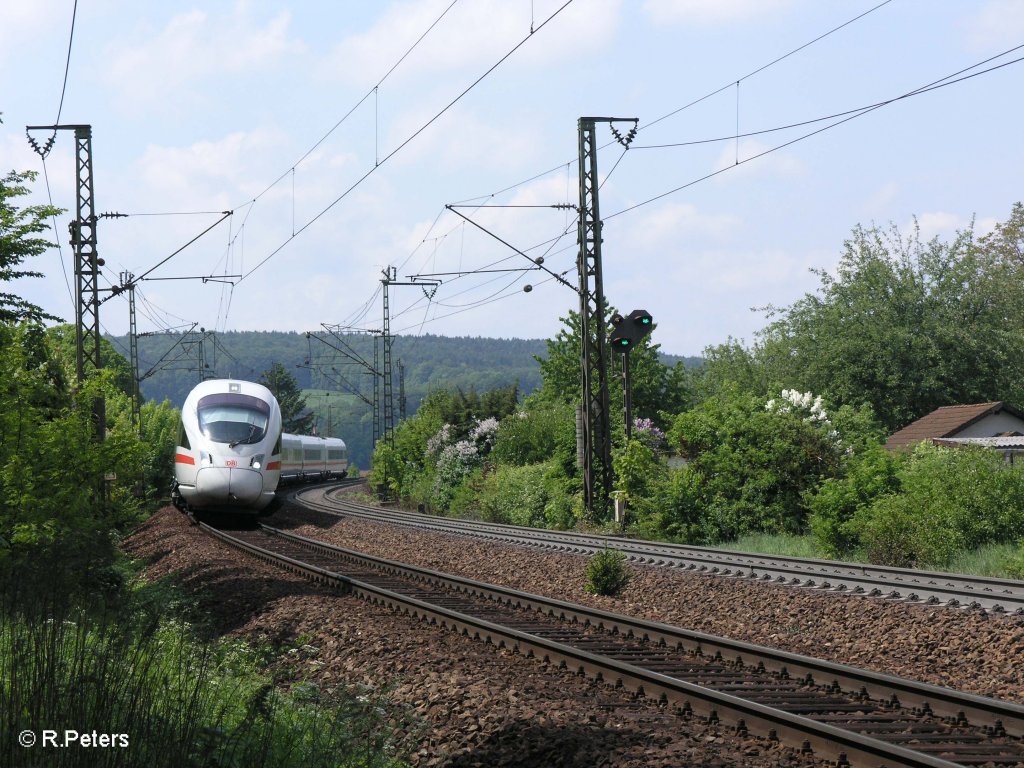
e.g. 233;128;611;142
104;329;699;467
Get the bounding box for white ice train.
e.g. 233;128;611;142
172;379;348;514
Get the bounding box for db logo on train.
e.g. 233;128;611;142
225;459;237;467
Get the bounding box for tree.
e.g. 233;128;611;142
692;337;769;401
259;362;313;433
0;170;63;325
979;201;1023;266
754;213;1024;431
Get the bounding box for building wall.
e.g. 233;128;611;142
955;412;1024;438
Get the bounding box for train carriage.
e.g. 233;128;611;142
278;434;349;482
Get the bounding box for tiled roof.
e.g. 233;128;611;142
885;402;1013;449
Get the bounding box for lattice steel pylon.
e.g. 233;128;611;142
576;116;637;519
121;272;141;434
381;267;395;448
379;267;439;448
27;124;105;438
373;335;381;445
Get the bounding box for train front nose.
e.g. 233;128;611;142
195;467;265;507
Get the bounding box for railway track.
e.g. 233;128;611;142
199;516;1024;768
292;483;1024;614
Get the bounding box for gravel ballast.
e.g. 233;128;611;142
122;497;1024;767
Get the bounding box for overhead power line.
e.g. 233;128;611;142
54;0;78;127
606;45;1024;221
632;44;1024;151
237;0;576;285
241;0;462;209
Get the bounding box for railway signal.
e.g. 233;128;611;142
610;309;654;442
610;309;653;352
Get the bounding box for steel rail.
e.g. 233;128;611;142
295;485;1024;613
198;518;1024;768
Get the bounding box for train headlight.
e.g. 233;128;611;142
250;454;265;470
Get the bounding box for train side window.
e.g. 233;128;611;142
178;423;191;450
273;432;282;454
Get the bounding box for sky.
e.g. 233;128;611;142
2;0;1023;357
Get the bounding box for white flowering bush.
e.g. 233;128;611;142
668;389;848;539
470;417;499;455
766;389;840;443
429;418;502;510
426;424;452;458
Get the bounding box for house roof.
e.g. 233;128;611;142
885;402;1024;450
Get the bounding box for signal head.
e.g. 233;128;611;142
609;308;653;352
628;309;653;327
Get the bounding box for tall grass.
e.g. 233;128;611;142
0;571;408;768
943;543;1023;579
716;532;827;559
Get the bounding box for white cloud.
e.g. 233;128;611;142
324;0;620;86
909;211;1002;242
383;101;544;176
630;202;741;248
963;0;1024;51
863;181;899;214
137;129;285;204
693;247;815;292
0;0;65;63
975;217;999;238
104;6;304;114
904;211;972;242
643;0;795;26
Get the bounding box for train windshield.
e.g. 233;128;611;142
197;393;270;446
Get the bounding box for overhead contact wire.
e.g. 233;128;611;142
239;0;576;284
607;48;1024;220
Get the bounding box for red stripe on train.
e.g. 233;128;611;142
266;461;281;470
175;453;195;465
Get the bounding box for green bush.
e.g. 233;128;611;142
543;486;580;531
473;460;577;532
448;470;485;519
848;442;1024;567
492;397;574;466
805;443;904;557
632;465;707;543
584;548;630;596
1007;544;1024;579
613;439;665;507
